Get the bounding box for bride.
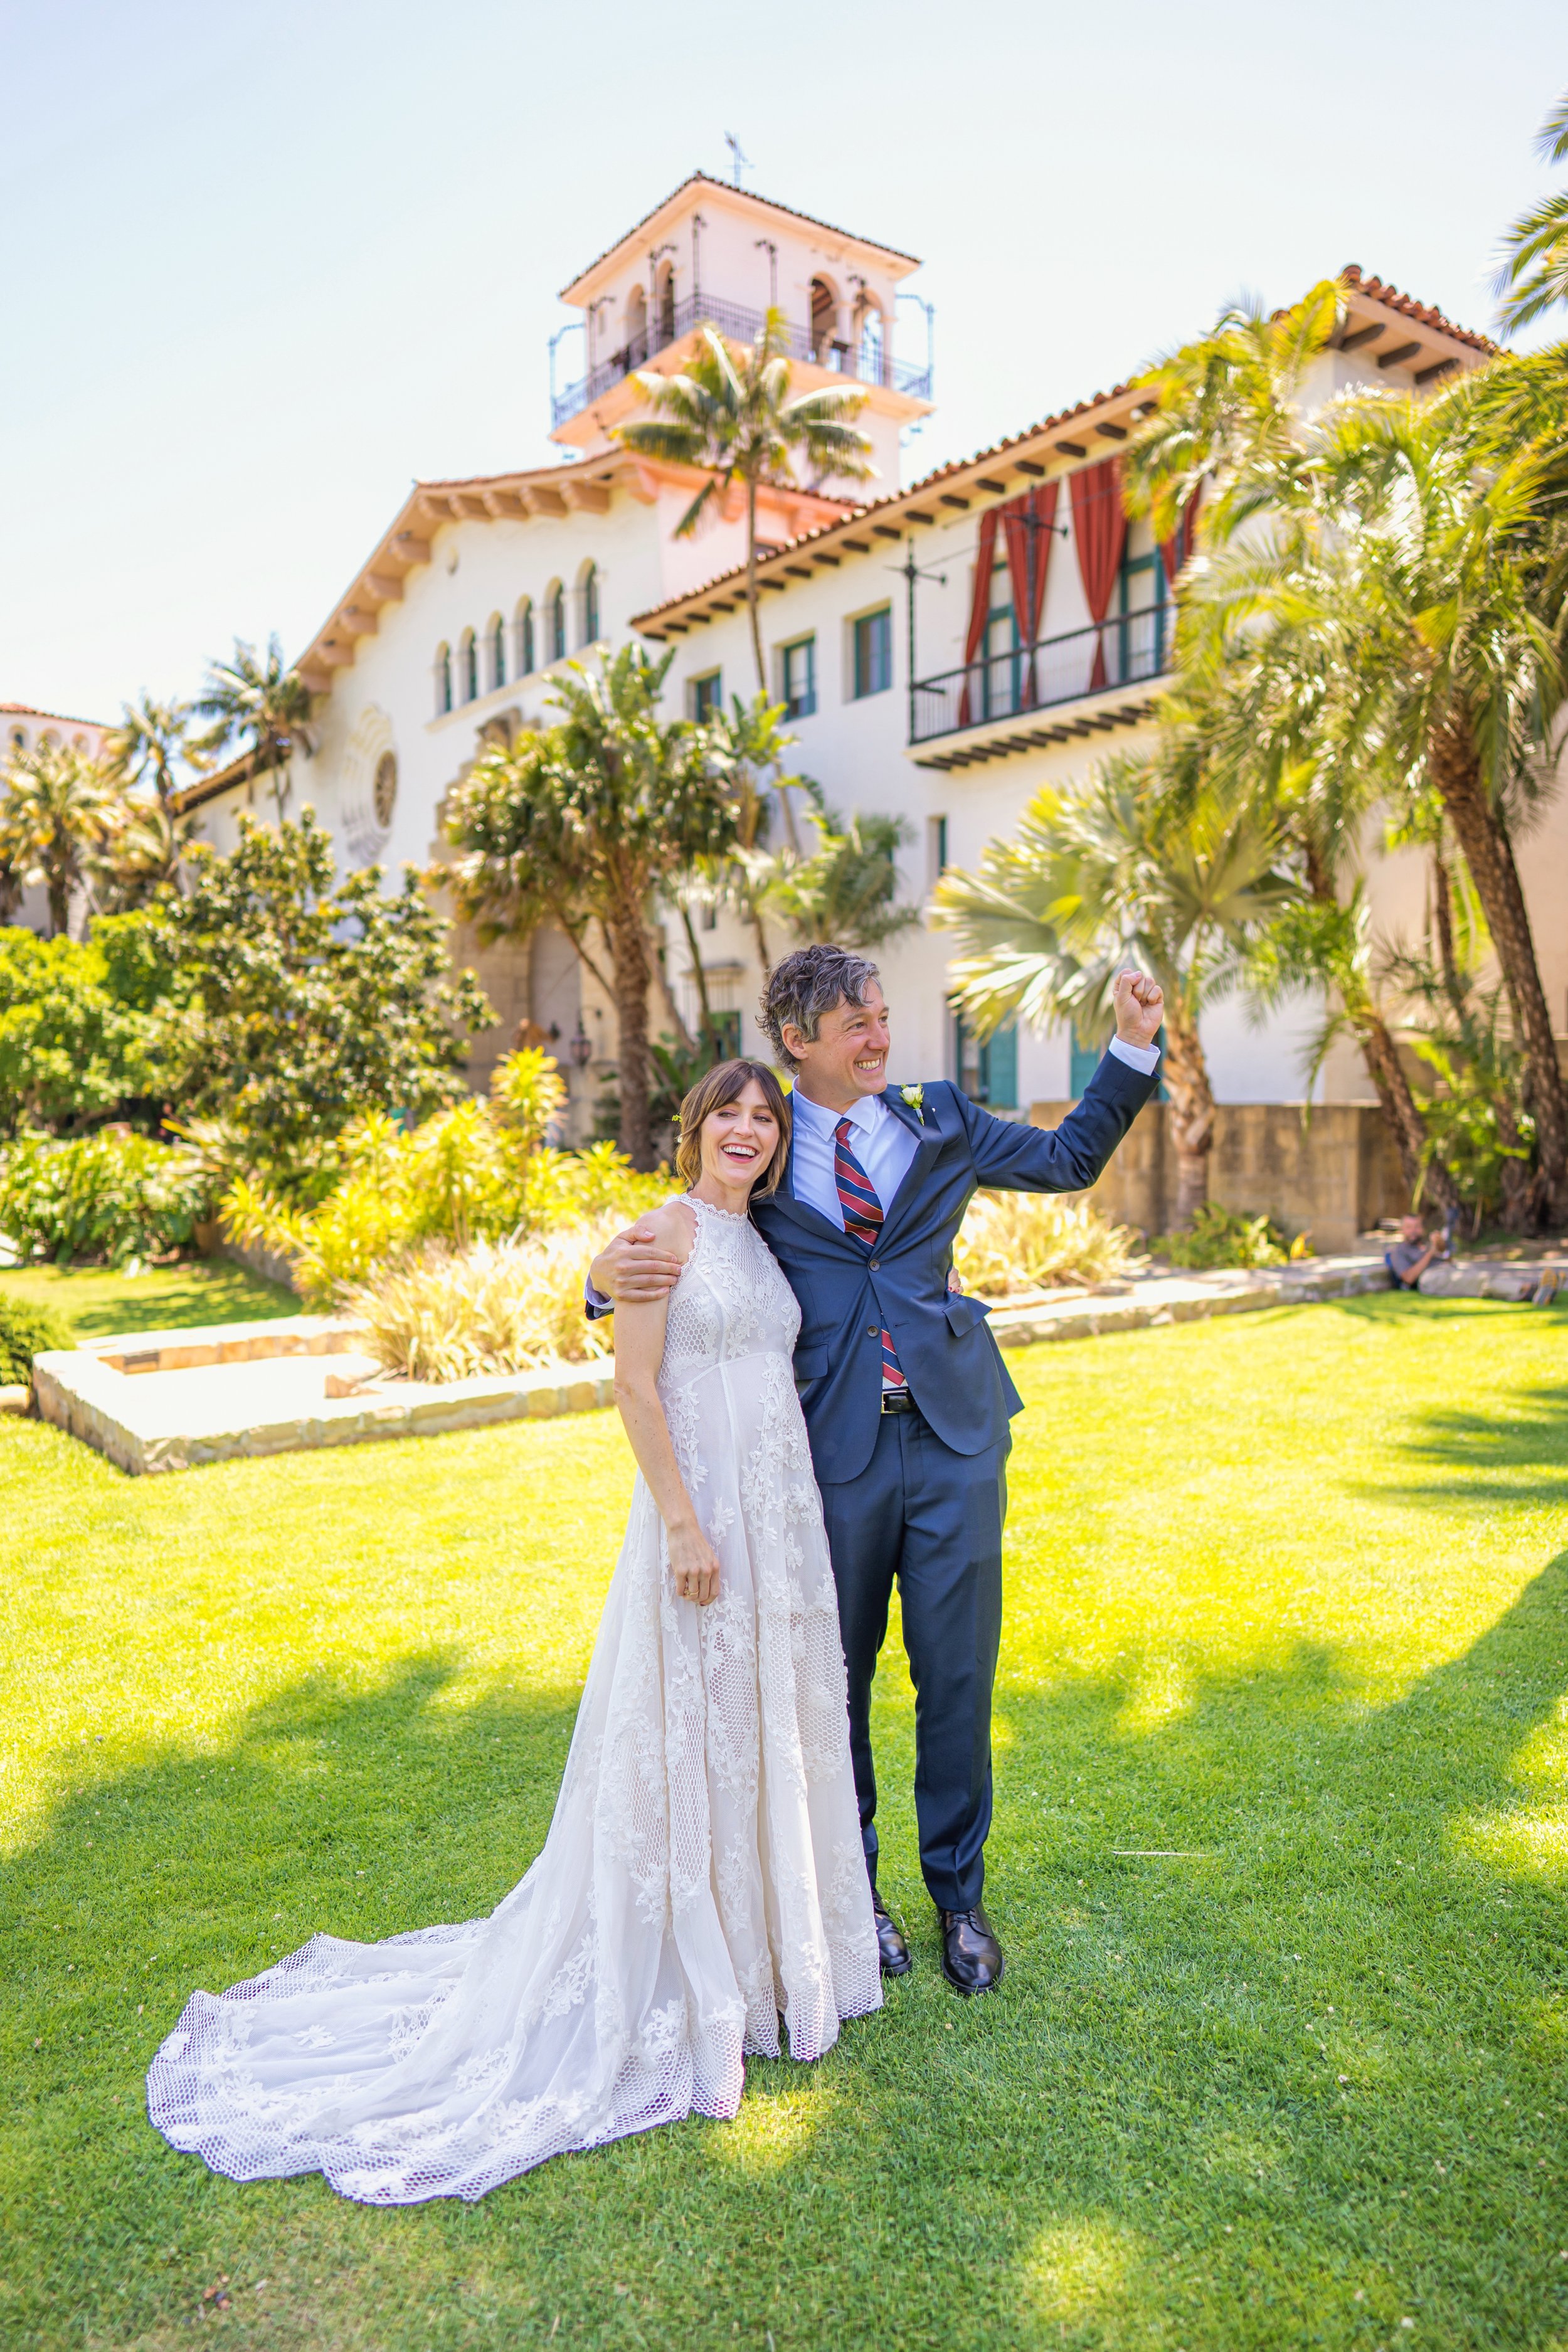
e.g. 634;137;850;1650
146;1060;881;2205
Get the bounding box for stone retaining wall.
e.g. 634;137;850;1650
1029;1099;1409;1253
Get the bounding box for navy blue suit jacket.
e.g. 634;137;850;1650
750;1051;1155;1484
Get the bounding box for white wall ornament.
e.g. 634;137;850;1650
339;704;397;866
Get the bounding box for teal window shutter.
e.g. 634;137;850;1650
985;1019;1018;1110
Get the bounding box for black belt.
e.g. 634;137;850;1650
880;1388;919;1416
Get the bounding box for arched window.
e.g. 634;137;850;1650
488;613;506;694
8;726;27;755
810;277;838;366
656;261;676;346
373;750;398;829
460;628;479;703
856;303;885;387
579;561;600;647
515;596;535;677
624;283;647;368
546;581;566;663
435;644;453;715
40;729;60;750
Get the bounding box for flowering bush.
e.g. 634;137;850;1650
0;1129;215;1268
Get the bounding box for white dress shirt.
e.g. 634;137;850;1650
788;1036;1160;1227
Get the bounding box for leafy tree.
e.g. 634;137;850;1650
0;926;170;1133
445;648;740;1169
190;637;315;820
934;751;1293;1227
763;808;920;950
146;810;490;1159
1493;90;1568;332
0;742;118;936
614;309;874;692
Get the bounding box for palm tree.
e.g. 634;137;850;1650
1123;278;1343;545
445;647;739;1170
933;750;1293;1227
190;638;315;820
1180;373;1568;1222
613;309;874;693
1493;89;1568;332
105;691;198;811
0;743;118;936
763;808;920;951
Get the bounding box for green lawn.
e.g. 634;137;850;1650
3;1294;1566;2351
1;1258;298;1342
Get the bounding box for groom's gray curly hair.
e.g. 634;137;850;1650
760;944;881;1071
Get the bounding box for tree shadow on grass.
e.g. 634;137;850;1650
8;1574;1568;2350
1364;1377;1568;1514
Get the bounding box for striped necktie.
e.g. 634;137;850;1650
834;1117;906;1391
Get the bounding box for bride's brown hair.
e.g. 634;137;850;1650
675;1059;792;1199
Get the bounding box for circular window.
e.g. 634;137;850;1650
373;750;398;829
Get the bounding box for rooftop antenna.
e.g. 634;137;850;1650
724;131;750;188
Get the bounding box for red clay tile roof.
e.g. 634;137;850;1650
558;172;919;301
632;380;1144;628
1340;263;1497;356
2;701;110;729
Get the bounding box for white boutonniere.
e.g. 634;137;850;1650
900;1084;925;1123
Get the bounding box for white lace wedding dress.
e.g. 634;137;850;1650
146;1198;881;2204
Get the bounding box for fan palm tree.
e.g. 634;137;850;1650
613;309;874;692
762;808;919;951
1493;89;1568;332
933;750;1294;1227
105;691;198;810
190;638;315;820
0;743;119;936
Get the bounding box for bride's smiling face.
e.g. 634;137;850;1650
699;1079;781;1195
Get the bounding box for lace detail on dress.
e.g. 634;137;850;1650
146;1191;879;2205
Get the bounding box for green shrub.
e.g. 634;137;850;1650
953;1192;1142;1298
0;926;171;1133
221;1051;669;1308
347;1222;623;1382
0;1294;73;1384
0;1130;216;1268
1156;1203;1295;1270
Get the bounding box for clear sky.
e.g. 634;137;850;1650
3;0;1563;727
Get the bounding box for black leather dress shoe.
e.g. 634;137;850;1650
872;1891;911;1976
939;1905;1004;1995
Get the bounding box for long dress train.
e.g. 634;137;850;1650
146;1197;881;2203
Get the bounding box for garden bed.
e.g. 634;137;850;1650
31;1314;614;1476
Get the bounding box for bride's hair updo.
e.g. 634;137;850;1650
676;1058;792;1198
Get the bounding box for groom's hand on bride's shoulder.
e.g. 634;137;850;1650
590;1224;685;1306
1112;967;1165;1051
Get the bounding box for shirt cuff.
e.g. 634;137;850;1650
585;1279;613;1320
1107;1036;1161;1077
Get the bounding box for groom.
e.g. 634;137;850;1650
588;945;1162;1995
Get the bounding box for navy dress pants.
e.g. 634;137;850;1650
817;1407;1009;1915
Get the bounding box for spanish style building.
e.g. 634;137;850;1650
172;173;1566;1216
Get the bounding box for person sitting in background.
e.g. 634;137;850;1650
1385;1213;1448;1290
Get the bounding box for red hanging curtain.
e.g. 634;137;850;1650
1069;457;1127;691
1158;479;1204;588
1002;482;1061;706
956;506;1001;728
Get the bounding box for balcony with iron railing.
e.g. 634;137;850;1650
551;290;933;428
909;604;1172;749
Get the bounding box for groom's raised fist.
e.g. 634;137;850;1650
1112;968;1164;1051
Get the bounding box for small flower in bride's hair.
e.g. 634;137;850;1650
900;1084;925;1121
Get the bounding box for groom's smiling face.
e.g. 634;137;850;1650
785;980;892;1108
